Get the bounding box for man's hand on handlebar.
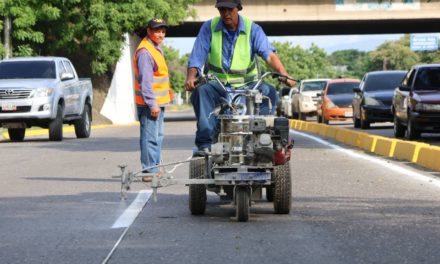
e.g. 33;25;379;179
185;77;197;92
185;68;199;92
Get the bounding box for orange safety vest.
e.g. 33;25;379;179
133;38;173;106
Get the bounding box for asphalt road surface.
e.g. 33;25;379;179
1;118;440;264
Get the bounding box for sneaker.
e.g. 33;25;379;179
142;176;153;182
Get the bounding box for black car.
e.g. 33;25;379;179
352;70;407;129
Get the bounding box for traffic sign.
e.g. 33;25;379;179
410;35;438;51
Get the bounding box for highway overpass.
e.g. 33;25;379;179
167;0;440;37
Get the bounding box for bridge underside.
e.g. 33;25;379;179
167;19;440;37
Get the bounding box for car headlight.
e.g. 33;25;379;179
300;95;312;102
415;103;440;111
364;97;382;106
33;87;53;97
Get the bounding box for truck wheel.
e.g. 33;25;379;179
189;158;206;215
273;163;292;214
236;186;250;222
74;104;91;138
49;104;64;141
8;128;25;142
406;118;420;140
393;115;405;138
323;115;329;125
266;186;274;202
299;112;306;121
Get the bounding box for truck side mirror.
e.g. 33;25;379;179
60;72;74;81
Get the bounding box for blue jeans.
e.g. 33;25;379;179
137;106;164;173
190;81;278;150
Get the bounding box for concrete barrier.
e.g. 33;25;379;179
373;137;397;157
289;119;440;172
416;146;440;171
393;140;428;163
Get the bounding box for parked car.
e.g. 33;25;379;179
0;57;93;141
276;86;298;118
317;78;360;124
352;70;406;129
291;79;329;120
392;64;440;139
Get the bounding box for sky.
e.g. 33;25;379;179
164;33;438;56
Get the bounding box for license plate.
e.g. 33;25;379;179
345;111;353;117
1;102;17;111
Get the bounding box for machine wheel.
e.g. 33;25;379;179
322;115;329;125
8;128;25;142
406;118;420;140
189;158;206;215
273;163;292;214
74;103;91;138
236;186;250;222
393;114;405;138
298;112;306;121
266;186;274;202
49;104;64;141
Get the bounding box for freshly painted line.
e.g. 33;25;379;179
291;130;440;189
111;190;152;229
103;190;152;264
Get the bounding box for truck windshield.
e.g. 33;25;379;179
414;68;440;91
327;82;359;95
0;61;56;79
302;81;327;92
364;73;406;92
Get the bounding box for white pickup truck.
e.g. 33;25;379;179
0;57;93;141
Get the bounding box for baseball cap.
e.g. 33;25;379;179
147;18;168;29
215;0;243;11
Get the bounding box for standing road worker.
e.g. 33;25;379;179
133;18;173;181
185;0;296;154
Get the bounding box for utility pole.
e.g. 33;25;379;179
4;16;12;58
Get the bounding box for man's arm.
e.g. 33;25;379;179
266;52;296;87
185;21;212;92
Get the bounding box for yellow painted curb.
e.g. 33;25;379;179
393;140;428;163
416;146;440;171
374;137;397;157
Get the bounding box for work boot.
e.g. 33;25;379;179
142;176;153;182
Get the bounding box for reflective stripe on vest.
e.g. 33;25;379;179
208;16;258;87
133;38;171;106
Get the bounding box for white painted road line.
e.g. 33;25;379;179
291;130;440;189
103;190;152;264
112;190;152;229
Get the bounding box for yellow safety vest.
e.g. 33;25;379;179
208;16;258;87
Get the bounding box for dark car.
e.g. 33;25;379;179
352;70;406;129
393;64;440;139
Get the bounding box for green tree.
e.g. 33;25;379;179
1;0;200;77
162;44;186;94
258;41;335;86
368;38;419;71
328;49;368;78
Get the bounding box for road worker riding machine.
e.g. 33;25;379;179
188;72;294;221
